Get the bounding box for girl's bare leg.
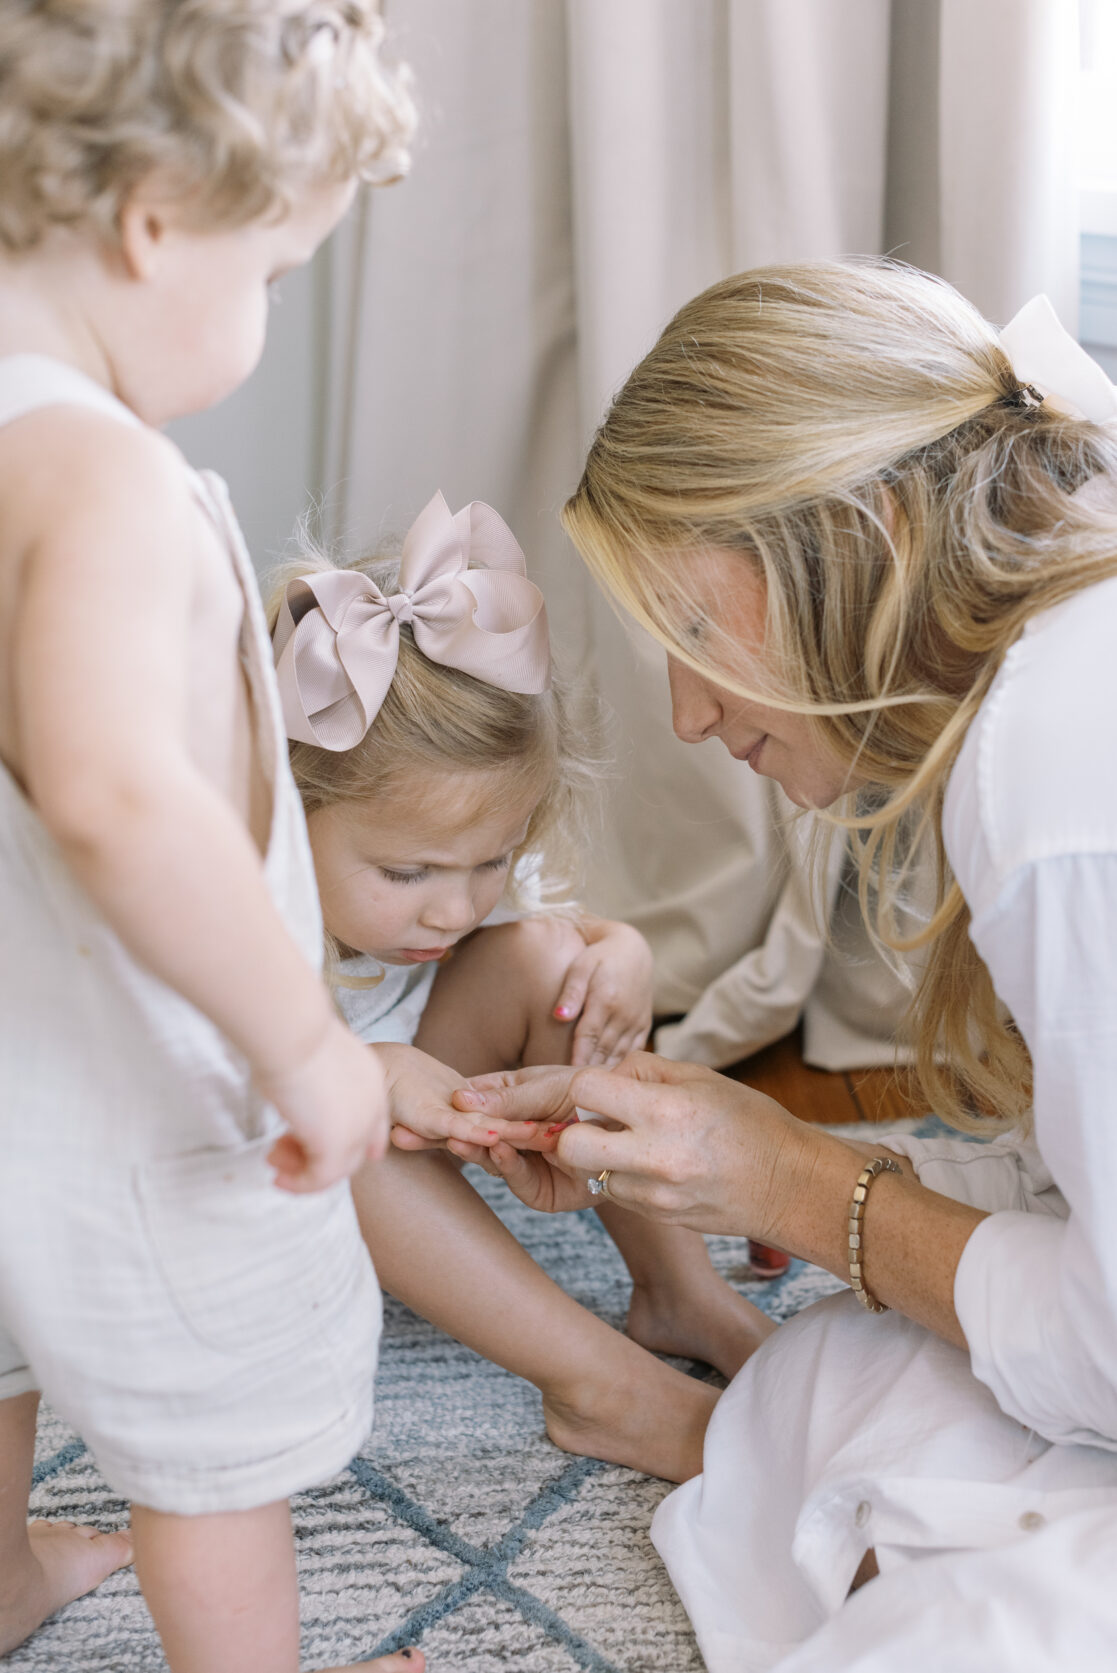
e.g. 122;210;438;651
0;1390;133;1657
593;1206;776;1375
351;1148;714;1483
131;1501;423;1673
417;919;775;1378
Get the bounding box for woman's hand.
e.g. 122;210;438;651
376;1042;548;1153
453;1052;816;1239
551;916;654;1068
448;1137;601;1214
454;1053;985;1351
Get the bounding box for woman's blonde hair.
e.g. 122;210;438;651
563;259;1117;1131
0;0;415;252
265;537;597;971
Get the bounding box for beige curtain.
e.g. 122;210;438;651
319;0;1080;1069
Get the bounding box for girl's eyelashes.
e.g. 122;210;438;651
377;854;511;885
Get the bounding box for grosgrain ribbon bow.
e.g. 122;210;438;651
274;492;551;750
998;295;1117;424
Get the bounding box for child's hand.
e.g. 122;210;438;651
376;1043;548;1152
552;916;654;1068
262;1017;389;1193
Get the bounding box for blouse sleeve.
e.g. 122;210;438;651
952;852;1117;1450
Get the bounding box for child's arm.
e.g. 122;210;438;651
550;914;654;1067
11;414;385;1185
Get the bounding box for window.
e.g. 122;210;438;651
1080;0;1117;360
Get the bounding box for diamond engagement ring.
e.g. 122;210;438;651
586;1169;613;1199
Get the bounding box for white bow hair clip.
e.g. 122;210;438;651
998;295;1117;424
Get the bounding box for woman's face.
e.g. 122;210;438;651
665;549;857;810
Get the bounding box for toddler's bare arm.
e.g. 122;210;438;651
9;413;382;1177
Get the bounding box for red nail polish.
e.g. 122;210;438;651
554;1006;571;1019
487;1130;498;1138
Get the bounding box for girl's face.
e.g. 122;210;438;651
306;772;540;965
666;549;858;810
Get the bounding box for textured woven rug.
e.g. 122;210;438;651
13;1120;934;1672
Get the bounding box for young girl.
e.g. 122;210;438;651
0;5;431;1669
268;491;775;1481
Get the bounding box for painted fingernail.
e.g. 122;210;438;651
545;1123;566;1136
487;1130;498;1138
554;1005;572;1019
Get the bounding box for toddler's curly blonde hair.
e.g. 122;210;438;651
0;0;415;252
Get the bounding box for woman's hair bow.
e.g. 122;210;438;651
274;492;552;750
998;295;1117;424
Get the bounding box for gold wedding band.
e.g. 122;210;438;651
587;1168;613;1200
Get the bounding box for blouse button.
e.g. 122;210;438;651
1018;1510;1045;1532
855;1500;872;1528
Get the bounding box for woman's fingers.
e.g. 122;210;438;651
453;1064;581;1124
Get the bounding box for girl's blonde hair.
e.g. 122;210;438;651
563;259;1117;1132
0;0;415;253
265;538;597;967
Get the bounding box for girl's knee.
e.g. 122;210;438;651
485;915;583;996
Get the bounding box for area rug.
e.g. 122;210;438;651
12;1119;938;1672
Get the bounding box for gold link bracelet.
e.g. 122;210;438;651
848;1157;903;1312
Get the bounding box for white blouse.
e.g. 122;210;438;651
945;571;1117;1448
652;572;1117;1672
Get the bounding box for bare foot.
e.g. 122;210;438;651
625;1278;777;1380
0;1520;134;1656
543;1352;718;1483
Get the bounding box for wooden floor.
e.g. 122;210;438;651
723;1025;921;1125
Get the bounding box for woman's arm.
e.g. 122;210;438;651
455;1055;985;1348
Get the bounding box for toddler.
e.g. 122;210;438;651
0;4;432;1669
269;494;774;1481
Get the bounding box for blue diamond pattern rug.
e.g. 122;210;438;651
11;1120;939;1671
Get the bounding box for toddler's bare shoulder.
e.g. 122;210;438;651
1;406;198;574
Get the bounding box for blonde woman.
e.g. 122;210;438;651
452;263;1117;1671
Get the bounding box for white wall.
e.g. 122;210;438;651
165;252;326;578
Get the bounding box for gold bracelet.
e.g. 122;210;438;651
848;1157;902;1313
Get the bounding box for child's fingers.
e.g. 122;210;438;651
390;1124;446;1151
267;1132;341;1193
552;953;593;1024
571;985;619;1066
446;1138;491;1166
603;1022;650;1068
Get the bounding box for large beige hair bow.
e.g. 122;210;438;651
274;492;551;750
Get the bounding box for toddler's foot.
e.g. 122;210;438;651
543;1351;718;1483
0;1520;134;1656
625;1277;777;1380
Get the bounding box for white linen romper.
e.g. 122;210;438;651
0;357;381;1515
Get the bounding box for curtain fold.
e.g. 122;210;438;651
321;0;1080;1068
